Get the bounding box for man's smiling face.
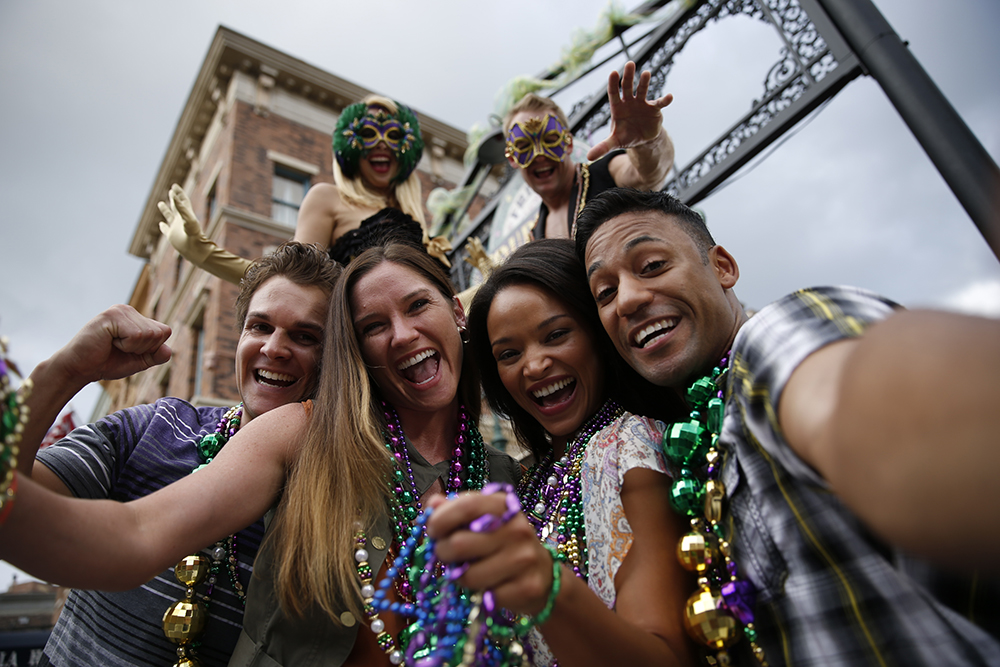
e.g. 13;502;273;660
584;210;740;388
235;276;327;421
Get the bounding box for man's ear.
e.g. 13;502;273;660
709;245;739;289
452;296;467;330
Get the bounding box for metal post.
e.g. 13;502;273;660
818;0;1000;260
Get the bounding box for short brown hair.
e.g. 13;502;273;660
234;242;341;330
503;93;571;134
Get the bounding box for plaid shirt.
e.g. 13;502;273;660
721;286;1000;666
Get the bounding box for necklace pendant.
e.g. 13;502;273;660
540;523;552;541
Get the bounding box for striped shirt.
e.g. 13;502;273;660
722;286;1000;666
35;398;264;667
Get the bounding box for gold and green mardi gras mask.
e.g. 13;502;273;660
504;113;572;169
333;102;424;184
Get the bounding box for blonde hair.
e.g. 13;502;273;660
333;94;427;225
270;242;478;622
503;93;571;135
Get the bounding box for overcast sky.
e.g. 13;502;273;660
1;0;998;587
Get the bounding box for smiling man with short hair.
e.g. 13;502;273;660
576;187;1000;666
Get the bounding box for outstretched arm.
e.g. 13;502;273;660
779;309;1000;569
1;402;306;588
158;184;252;284
588;61;675;190
19;305;171;488
429;472;695;666
293;182;341;248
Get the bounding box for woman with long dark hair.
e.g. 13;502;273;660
429;239;695;666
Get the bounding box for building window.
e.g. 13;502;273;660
192;325;206;399
188;303;206;400
175;255;185;291
272;166;309;226
206;181;218;224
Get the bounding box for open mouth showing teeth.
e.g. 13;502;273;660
634;319;678;348
532;378;576;407
256;369;296;387
398;350;440;385
369;157;391;172
532;166;554;179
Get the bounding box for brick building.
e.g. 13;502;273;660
98;27;474;415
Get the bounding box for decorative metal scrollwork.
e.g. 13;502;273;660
449;0;859;284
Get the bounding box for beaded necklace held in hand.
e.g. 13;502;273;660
366;485;532;667
162;403;248;667
354;403;491;664
517;399;623;580
663;353;768;666
0;337;32;527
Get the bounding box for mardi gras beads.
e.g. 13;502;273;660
663;353;767;666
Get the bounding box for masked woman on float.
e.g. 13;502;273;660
159;95;449;281
428;239;696;667
0;241;519;667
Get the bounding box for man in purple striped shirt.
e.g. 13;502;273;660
16;242;339;667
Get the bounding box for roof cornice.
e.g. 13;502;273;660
129;26;468;259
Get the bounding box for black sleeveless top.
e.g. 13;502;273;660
531;149;624;241
328;207;426;265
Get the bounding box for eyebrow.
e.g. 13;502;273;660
246;311;323;334
403;287;434;302
490;312;570;348
352;287;435;325
586;234;663;279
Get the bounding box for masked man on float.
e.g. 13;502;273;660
504;61;675;241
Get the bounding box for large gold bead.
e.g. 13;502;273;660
171;658;201;667
173;554;209;587
677;532;716;572
162;600;207;641
704;479;725;524
683;589;741;649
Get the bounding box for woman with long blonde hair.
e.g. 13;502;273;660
159;94;449;283
1;242;519;666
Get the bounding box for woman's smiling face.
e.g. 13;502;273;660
351;260;465;417
487;283;604;445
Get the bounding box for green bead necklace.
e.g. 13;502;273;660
517;399;624;581
662;353;768;666
0;338;31;527
162;403;247;667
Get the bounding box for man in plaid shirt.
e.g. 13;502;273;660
576;188;999;665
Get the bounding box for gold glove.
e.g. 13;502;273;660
158;184;251;285
463;237;495;278
421;228;453;268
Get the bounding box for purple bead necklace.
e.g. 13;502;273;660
382;402;488;603
353;401;490;665
517;399;623;581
